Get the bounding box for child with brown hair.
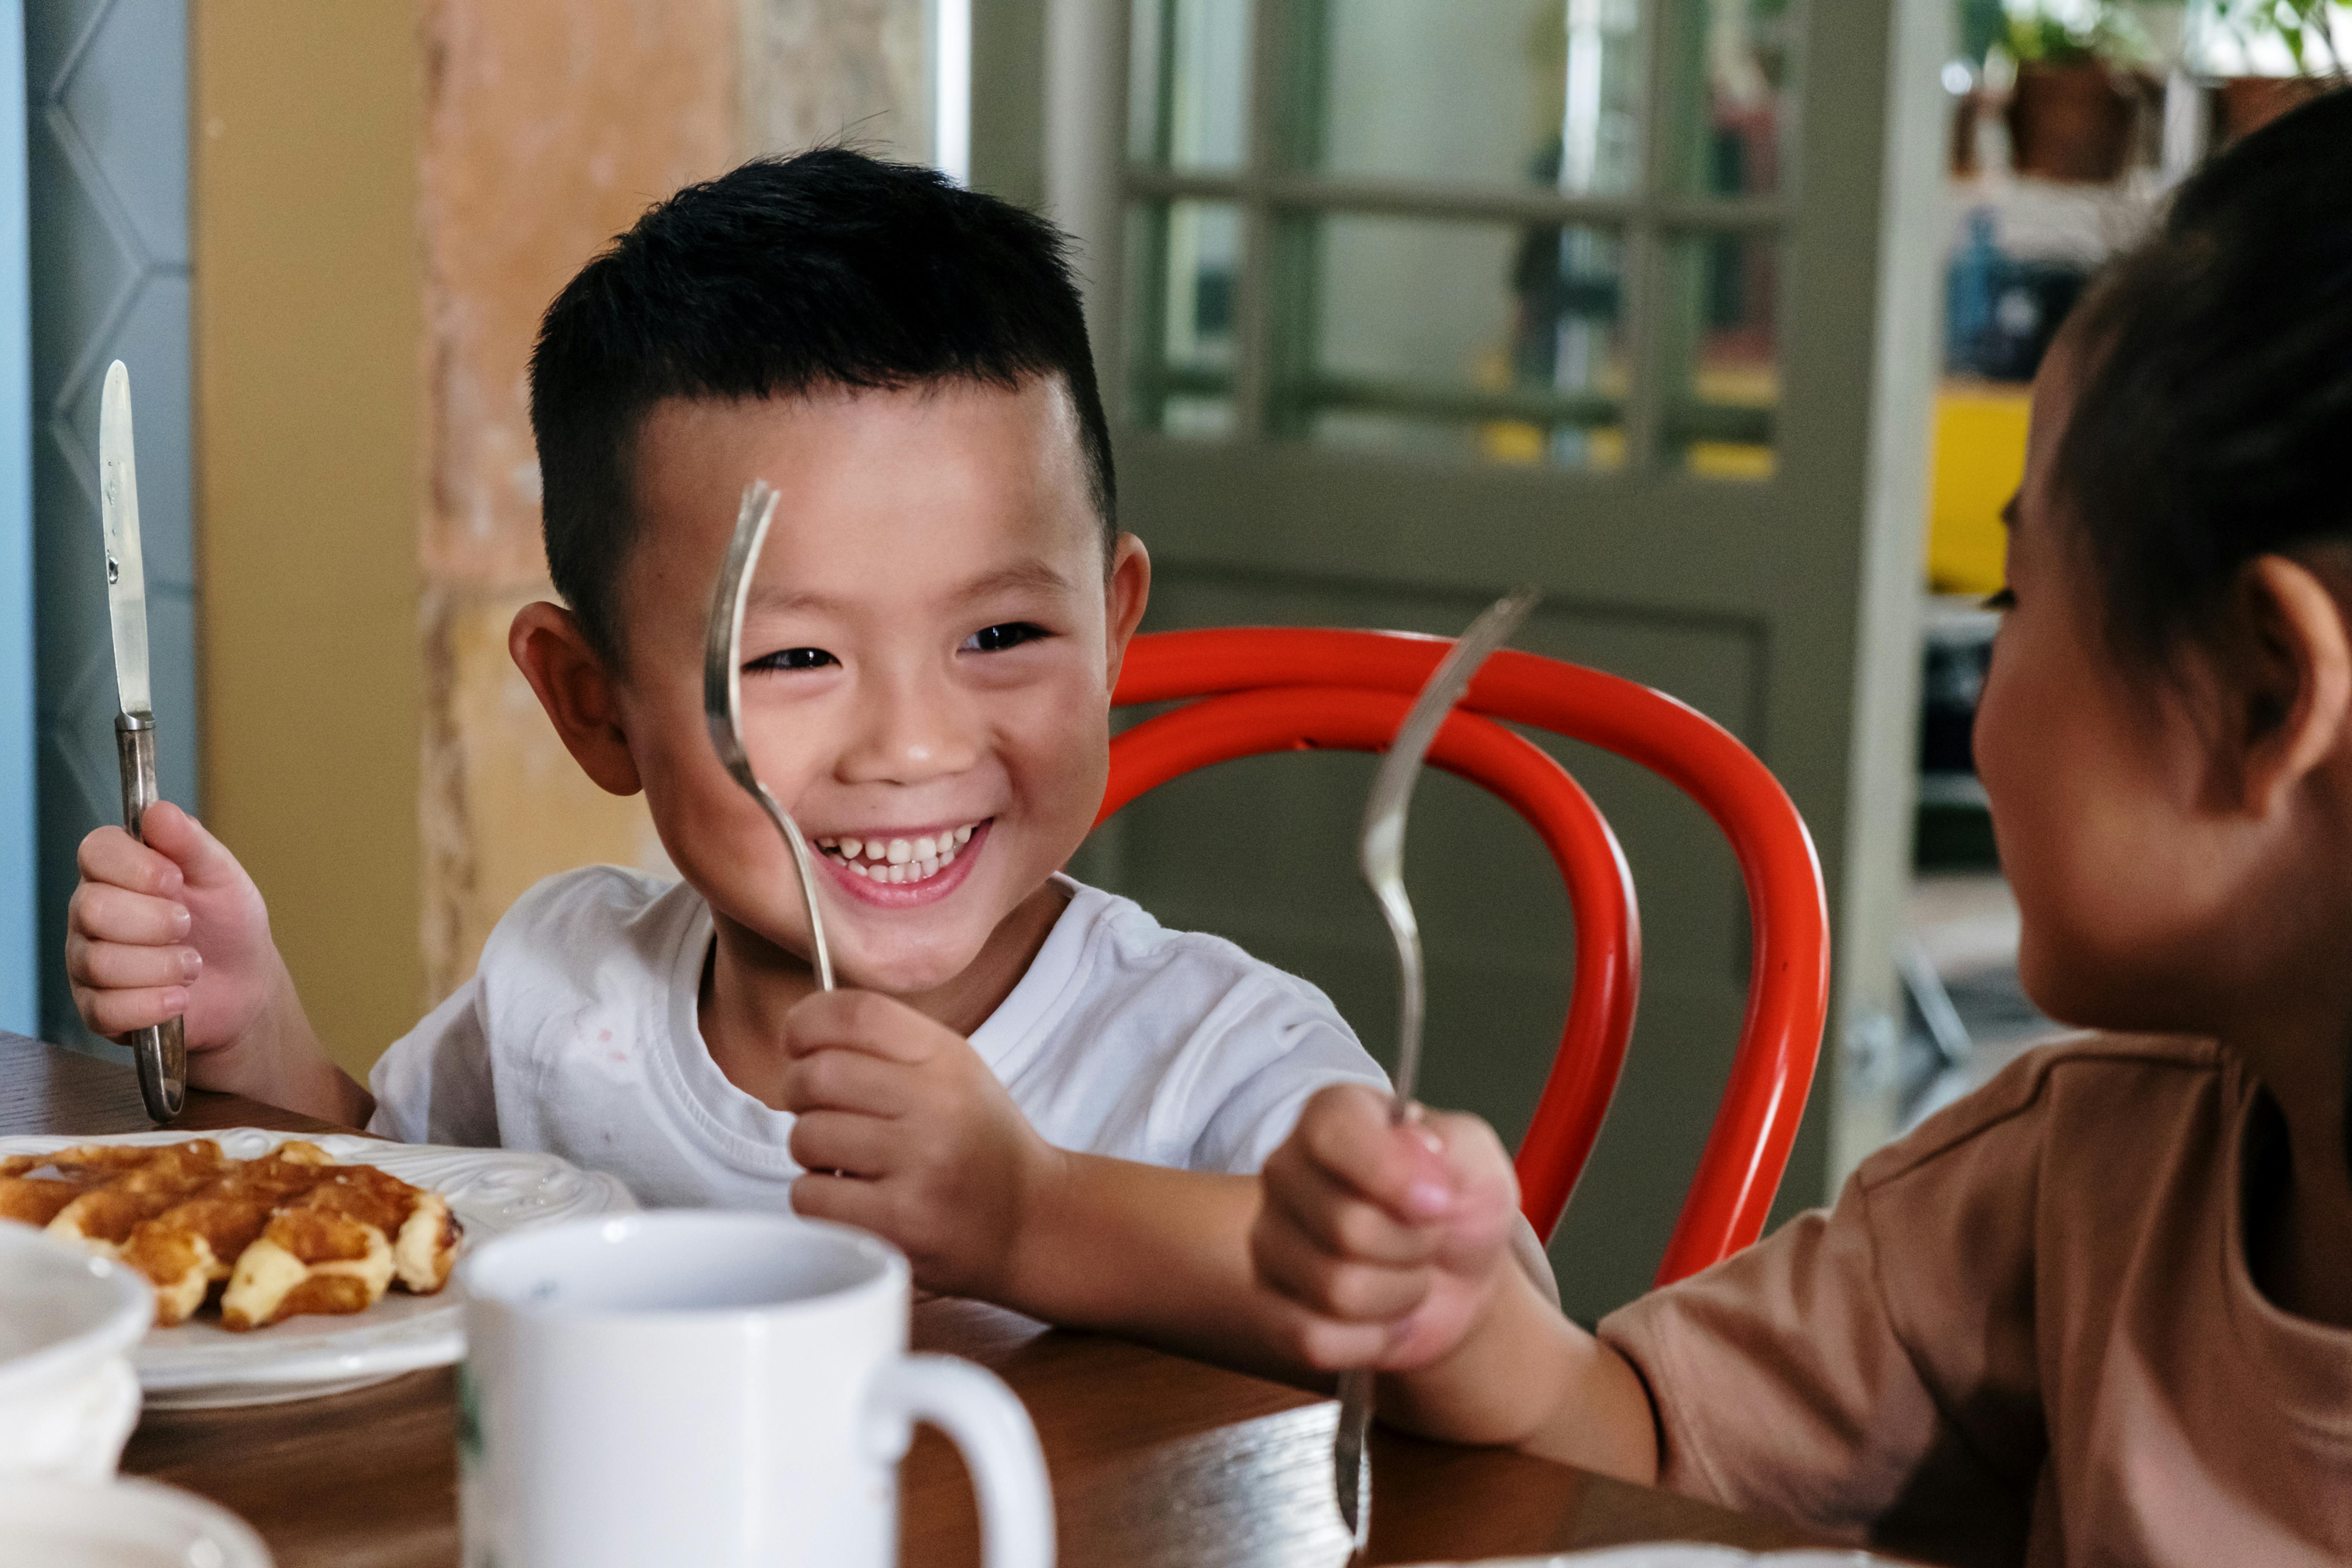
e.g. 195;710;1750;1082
1250;90;2352;1566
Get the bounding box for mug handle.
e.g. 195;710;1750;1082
871;1354;1055;1568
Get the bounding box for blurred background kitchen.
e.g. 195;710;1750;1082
2;0;2343;1323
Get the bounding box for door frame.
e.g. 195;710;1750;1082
0;0;32;1036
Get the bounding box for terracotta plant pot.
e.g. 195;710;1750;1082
2219;75;2332;142
2007;61;2137;181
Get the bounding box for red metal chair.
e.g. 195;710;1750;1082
1099;628;1830;1285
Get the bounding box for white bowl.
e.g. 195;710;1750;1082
0;1475;273;1568
0;1226;153;1481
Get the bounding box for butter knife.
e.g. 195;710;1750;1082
99;360;185;1122
1332;586;1538;1550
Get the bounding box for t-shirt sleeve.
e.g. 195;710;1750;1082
366;975;501;1147
1186;987;1390;1176
1596;1077;2050;1568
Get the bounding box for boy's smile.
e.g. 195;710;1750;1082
513;375;1149;1043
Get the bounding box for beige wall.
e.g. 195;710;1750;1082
194;3;424;1078
418;0;934;1010
417;0;740;1005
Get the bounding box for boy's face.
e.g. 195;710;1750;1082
603;378;1147;997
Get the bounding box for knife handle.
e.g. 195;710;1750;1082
114;713;187;1122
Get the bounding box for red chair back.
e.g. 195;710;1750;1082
1099;628;1829;1285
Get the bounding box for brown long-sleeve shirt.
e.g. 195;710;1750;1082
1599;1034;2351;1567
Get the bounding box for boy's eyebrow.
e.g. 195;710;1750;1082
742;560;1076;615
956;561;1078;599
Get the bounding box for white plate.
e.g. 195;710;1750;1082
0;1129;636;1408
0;1475;273;1568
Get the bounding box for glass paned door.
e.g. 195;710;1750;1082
1014;0;1942;1320
1125;0;1796;475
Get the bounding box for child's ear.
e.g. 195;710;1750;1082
2232;555;2352;818
1101;533;1152;692
508;602;645;798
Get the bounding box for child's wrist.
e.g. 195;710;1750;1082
995;1139;1074;1306
1383;1263;1566;1447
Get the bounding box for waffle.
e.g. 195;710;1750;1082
0;1139;461;1330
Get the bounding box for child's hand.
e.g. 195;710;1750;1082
64;803;281;1057
1252;1083;1522;1374
778;989;1055;1298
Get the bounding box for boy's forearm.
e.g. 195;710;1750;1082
1000;1150;1309;1381
188;955;375;1129
1378;1266;1660;1485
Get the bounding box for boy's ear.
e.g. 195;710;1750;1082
1100;532;1152;693
508;602;645;798
2231;554;2352;818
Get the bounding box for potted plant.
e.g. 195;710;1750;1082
2204;0;2346;139
2003;3;2160;180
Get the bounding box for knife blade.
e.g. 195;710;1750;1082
98;360;184;1122
100;362;151;720
1333;587;1539;1551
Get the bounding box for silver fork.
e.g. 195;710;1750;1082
1331;586;1539;1552
703;479;835;991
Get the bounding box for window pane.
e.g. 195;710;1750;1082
1663;232;1776;478
1272;213;1627;470
1291;0;1643;196
1128;0;1253;171
1660;0;1796;198
1125;201;1242;437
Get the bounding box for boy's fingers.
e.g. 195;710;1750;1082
66;937;201;992
136;801;245;889
1288;1314;1392;1375
77;825;183;899
74;983;190;1038
67;881;191;946
1262;1142;1442;1268
1252;1212;1432;1324
788;1167;891;1234
780;988;939;1064
1294;1083;1456;1222
778;1043;913;1116
787;1108;898;1178
1421;1109;1519;1213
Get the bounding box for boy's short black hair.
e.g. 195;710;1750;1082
529;148;1117;668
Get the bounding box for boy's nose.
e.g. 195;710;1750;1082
836;668;983;784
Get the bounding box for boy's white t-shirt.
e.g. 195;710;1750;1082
367;866;1390;1207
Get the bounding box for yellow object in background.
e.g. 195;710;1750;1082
1927;384;2032;595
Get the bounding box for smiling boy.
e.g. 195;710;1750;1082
65;150;1390;1362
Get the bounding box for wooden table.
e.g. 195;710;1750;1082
4;1033;1817;1566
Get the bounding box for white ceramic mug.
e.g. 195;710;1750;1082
0;1228;150;1484
458;1210;1054;1568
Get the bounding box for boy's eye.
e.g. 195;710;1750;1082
746;647;837;673
962;622;1049;654
1981;588;2016;612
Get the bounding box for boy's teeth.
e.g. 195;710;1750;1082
820;822;981;884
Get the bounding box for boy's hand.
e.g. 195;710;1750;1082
779;989;1057;1298
1251;1083;1522;1374
64;802;280;1056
